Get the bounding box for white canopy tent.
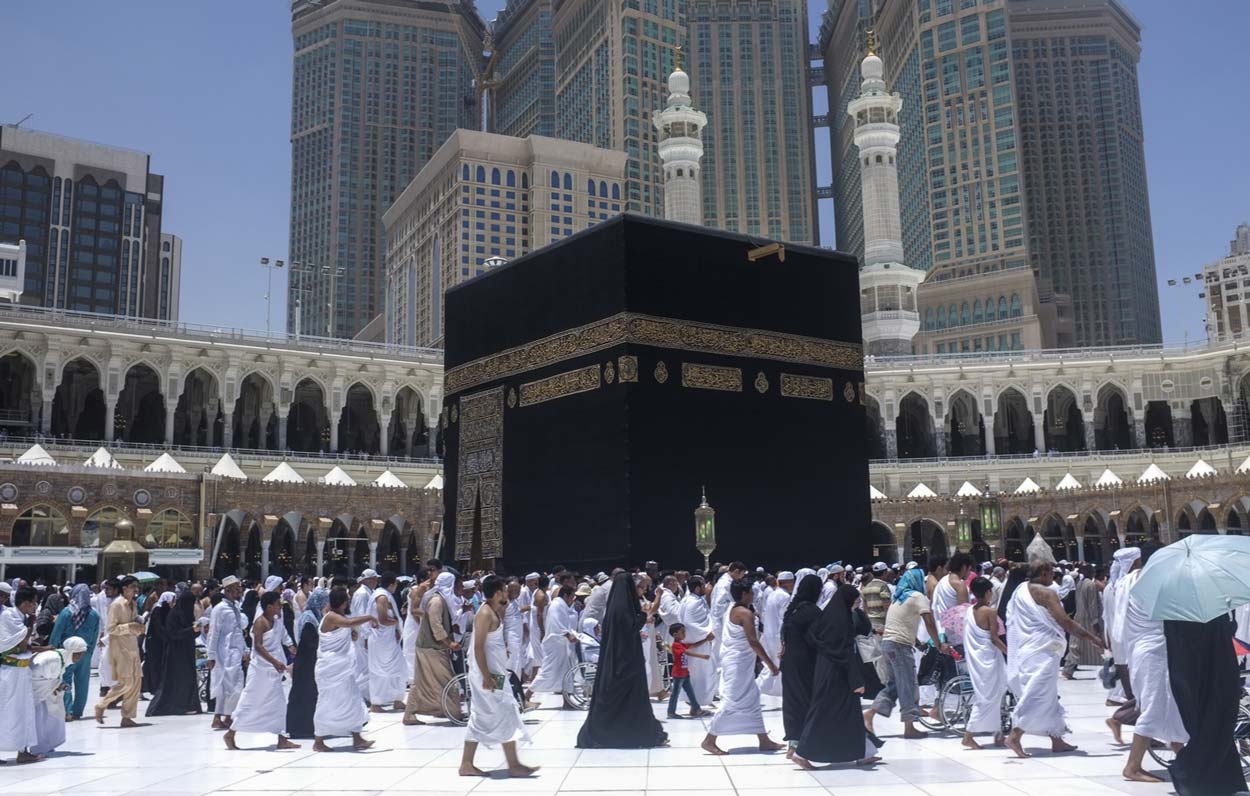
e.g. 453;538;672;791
1055;473;1082;491
263;461;306;484
16;444;56;466
1186;459;1217;479
1138;463;1171;483
1014;477;1042;495
954;481;982;497
372;470;408;488
144;452;186;473
869;484;887;500
1094;468;1123;488
906;482;937;499
210;453;247;480
424;474;444;490
84;447;122;469
322;465;357;486
1236;454;1250;475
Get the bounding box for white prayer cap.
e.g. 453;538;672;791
595;572;608;584
980;561;993;571
906;561;919;570
359;569;379;580
872;562;888;573
1059;559;1070;566
830;564;845;575
61;636;88;655
220;576;241;588
463;579;477;589
855;566;864;573
891;563;902;570
756;567;765;573
525;572;540;581
795;567;816;581
264;575;283;591
777;571;795;582
817;568;829;580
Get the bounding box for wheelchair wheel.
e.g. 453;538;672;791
441;673;470;726
1000;689;1017;735
934;675;974;733
197;667;210;705
563;662;597;710
1237;702;1250;777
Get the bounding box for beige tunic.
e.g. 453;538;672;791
95;599;143;719
404;594;459;718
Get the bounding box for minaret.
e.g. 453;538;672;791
848;32;923;356
654;48;707;225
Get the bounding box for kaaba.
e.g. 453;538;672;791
442;213;869;572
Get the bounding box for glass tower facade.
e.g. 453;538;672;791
688;0;818;243
822;0;1159;347
289;0;484;339
491;0;558;138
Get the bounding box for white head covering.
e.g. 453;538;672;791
817;567;830;581
830;564;845;575
421;571;457;612
1026;533;1057;566
61;636;89;655
795;567;816;582
263;575;283;592
154;591;176;609
220;575;241;589
1108;546;1141;587
777;571;795;582
524;572;539;582
872;562;888;573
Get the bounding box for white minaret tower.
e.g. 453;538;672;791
849;32;924;356
654;48;707;226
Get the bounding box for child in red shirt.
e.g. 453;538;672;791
667;623;710;718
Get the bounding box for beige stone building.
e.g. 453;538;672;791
382;129;626;348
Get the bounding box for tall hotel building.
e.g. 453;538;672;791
821;0;1159;350
289;0;485;339
489;0;557;138
550;0;684;218
0;125;178;321
383;130;626;347
687;0;818;243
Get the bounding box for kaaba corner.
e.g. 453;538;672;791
441;213;871;572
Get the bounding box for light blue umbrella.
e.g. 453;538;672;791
1131;534;1250;622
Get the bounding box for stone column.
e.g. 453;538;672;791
380;416;391;456
1032;416;1045;453
984;414;996;456
368;541;378;571
258;402;275;450
398;545;408;575
884;428;898;459
40;398;53;434
104;398;117;443
1133;417;1147;449
427;420;439;458
896;543;907;565
932;428;947;458
1082;413;1096;451
164;400;178;445
206;398;221;446
261;540;272;581
277;407;289;452
1075;536;1086;562
222;401;236;449
316;545;325;578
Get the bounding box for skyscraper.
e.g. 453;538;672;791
289;0;485;340
489;0;557;138
687;0;818;243
822;0;1158;349
0;125;174;320
551;0;685;217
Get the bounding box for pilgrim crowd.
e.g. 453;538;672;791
0;538;1245;795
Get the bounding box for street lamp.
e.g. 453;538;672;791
979;479;1002;547
694;486;716;573
955;506;972;551
259;257;285;337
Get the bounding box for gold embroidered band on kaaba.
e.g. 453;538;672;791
445;313;863;394
519;365;602;407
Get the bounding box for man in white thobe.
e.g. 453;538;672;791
91;580;118;696
350;569;379;695
0;586;40;764
525;587;578;698
31;637;88;756
207;576;249;729
756;572;793;697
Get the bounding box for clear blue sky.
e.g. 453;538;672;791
6;0;1247;344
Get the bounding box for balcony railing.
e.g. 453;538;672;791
870;441;1241;469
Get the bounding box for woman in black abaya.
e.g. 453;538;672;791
286;588;328;739
147;591;202;715
781;574;824;752
576;572;668;748
142;592;174;694
1164;613;1247;796
795;583;883;768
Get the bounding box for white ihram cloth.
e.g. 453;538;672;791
229;618;291;735
756;588;790;697
401;590;420;682
93;593;115;685
1006;584;1068;737
0;608;37;753
641;606;662;695
963;609;1007;734
528;600;575;693
350;584;374;694
504;596;525;674
658;588;682;629
709;574;734;674
368;591;409;705
523;587;543;673
709;612;765;736
207;598;248;716
30;649;69;754
932;576;960;636
1122;592;1189;744
818;580;836;610
1107;571;1140;663
465;610;529;748
678;592;717;707
315;622;368;737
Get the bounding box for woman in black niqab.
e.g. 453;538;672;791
997;565;1029;631
781;574;824;749
795;583;883;768
1164;613;1247;796
576;572;668;748
146;591;202;716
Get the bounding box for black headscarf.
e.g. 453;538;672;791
166;590;197;637
997;565;1029;626
807;584;860;663
576;572;667;748
785;574;823;621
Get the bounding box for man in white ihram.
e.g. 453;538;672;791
207;576;249;730
756;571;794;697
351;569;379;695
678;576;717;708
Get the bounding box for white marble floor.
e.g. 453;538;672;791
0;674;1180;796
